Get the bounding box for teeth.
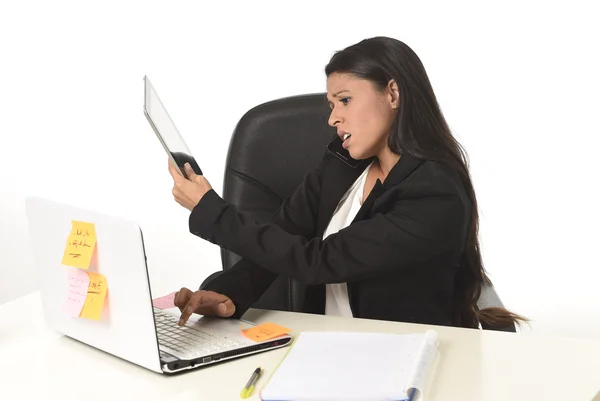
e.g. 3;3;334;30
343;133;350;141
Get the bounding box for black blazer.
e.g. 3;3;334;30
190;139;471;327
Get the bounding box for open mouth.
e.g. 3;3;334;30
342;133;352;149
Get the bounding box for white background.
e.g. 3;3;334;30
1;1;598;339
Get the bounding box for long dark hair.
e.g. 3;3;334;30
325;36;526;329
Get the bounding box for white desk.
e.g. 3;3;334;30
1;291;600;401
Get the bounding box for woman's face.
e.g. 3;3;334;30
326;72;399;160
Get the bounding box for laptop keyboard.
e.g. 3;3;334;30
153;308;245;359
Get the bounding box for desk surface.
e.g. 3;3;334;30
1;292;600;401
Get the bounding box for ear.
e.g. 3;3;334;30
386;79;400;109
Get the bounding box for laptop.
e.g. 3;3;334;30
25;196;293;374
142;75;202;179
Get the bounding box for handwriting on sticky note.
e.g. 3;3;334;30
64;268;90;317
61;221;97;269
152;291;176;309
79;272;108;320
242;322;291;342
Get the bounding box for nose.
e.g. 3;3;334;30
328;107;343;127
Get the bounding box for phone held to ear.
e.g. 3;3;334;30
326;135;362;168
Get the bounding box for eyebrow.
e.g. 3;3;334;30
326;89;350;104
333;89;350;97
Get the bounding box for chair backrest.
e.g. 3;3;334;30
219;93;334;312
217;93;516;332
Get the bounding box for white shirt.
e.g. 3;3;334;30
323;162;373;317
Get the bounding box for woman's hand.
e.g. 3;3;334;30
168;159;213;211
174;287;236;325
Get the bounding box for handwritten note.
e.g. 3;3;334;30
242;322;291;342
61;221;97;269
63;268;90;317
152;291;176;309
80;272;108;320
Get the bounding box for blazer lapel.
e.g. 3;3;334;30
347;152;423;315
352;179;383;223
316;150;424;234
352;152;423;223
315;154;372;236
381;152;423;188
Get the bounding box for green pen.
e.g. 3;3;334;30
240;366;262;399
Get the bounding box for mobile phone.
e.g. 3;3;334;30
325;135;362;168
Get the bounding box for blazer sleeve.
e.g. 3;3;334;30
196;154;327;318
190;166;470;286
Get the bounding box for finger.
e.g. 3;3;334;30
171;190;181;207
202;291;232;305
168;158;177;174
172;185;180;200
184;163;197;179
202;293;235;317
217;299;235;317
194;296;235;317
174;288;192;311
179;291;206;325
168;159;184;181
179;291;233;324
173;287;190;308
171;180;190;201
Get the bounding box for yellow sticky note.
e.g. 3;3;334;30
79;272;108;320
61;221;97;269
242;322;291;342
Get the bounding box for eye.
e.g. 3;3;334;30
340;97;351;105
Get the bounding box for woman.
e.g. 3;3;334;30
169;36;524;329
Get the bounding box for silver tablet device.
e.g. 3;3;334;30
143;75;202;178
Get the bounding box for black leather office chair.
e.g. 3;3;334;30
201;93;515;332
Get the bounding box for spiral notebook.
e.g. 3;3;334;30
260;330;439;401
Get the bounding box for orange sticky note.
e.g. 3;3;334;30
79;272;108;320
61;221;97;269
242;322;291;342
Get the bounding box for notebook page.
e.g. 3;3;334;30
260;331;426;401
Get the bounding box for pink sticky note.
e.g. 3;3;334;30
64;268;90;317
152;291;176;309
